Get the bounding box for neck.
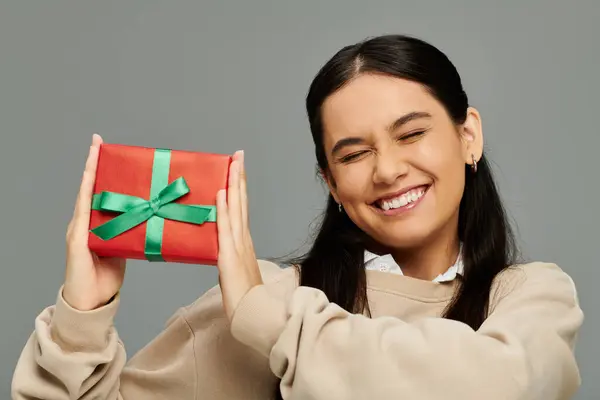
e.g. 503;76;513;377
390;218;461;281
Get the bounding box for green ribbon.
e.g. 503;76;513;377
90;148;216;261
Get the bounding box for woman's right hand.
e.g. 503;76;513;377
63;134;126;311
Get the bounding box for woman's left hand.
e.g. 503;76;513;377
216;150;264;321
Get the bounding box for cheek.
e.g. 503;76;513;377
332;166;372;201
431;157;466;213
432;153;465;183
418;134;465;180
415;138;466;208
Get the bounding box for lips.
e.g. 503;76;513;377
373;185;430;211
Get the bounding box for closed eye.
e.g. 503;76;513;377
399;130;426;141
339;150;368;163
337;130;426;163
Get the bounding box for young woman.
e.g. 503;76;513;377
12;34;583;399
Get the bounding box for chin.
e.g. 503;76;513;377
380;234;430;249
370;224;435;249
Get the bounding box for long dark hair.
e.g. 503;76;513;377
274;34;518;399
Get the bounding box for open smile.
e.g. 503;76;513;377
371;184;431;216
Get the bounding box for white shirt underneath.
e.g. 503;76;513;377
364;247;464;283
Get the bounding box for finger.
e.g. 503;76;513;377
72;134;102;235
216;189;235;259
239;150;249;234
73;134;102;212
72;145;92;217
227;151;243;242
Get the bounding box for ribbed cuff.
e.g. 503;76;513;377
230;284;287;358
50;286;120;353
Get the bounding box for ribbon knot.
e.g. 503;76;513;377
90;176;216;242
149;196;162;213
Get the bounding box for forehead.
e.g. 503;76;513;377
321;74;440;142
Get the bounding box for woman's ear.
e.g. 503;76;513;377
321;169;340;204
460;106;484;165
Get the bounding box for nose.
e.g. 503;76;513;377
372;148;409;185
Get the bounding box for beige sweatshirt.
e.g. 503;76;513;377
12;260;583;399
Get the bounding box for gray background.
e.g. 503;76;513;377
1;1;598;398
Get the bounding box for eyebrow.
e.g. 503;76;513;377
330;111;432;157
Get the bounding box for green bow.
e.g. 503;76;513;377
90;148;216;261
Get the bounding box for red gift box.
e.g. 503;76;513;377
88;143;231;265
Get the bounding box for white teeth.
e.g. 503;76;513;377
379;187;426;211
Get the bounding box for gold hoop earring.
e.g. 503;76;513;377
471;154;478;173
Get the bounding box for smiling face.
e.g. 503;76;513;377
322;73;483;251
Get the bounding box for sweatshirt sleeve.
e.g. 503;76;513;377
11;287;197;399
230;262;584;400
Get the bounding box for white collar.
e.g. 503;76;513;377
364;246;464;283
